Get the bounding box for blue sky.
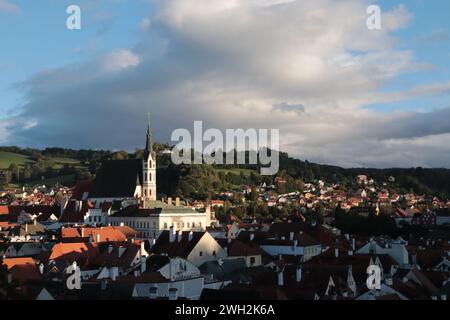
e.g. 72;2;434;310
0;0;152;116
0;0;449;168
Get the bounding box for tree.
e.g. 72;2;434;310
8;164;19;183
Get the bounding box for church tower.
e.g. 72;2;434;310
142;114;156;201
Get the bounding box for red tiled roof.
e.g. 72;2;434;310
71;180;92;200
48;242;99;266
3;257;41;284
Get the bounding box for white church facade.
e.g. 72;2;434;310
85;115;210;239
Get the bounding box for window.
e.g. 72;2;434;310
213;250;216;256
192;222;195;228
250;257;256;265
199;251;203;256
149;173;152;181
164;223;168;229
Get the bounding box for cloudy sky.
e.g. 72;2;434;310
1;0;449;168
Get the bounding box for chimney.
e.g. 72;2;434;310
175;197;180;207
250;233;255;241
140;241;146;257
412;253;417;266
39;263;44;275
101;279;107;290
168;288;178;301
335;248;339;258
296;266;302;283
277;270;284;287
149;286;158;299
352;238;356;251
167;197;172;206
188;231;193;242
141;255;147;274
169;226;176;242
289;232;294;241
442;294;447;301
25;224;28;233
111;267;118;281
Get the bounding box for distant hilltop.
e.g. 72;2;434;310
1;145;450;199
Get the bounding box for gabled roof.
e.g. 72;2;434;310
48;242;99;266
3;257;41;284
71;180;92;200
59;200;93;223
94;242;141;269
227;240;263;257
89;160;143;198
151;230;205;258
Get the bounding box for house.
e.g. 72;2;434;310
225;239;263;267
356;238;410;267
150;229;227;267
108;201;209;240
7;221;48;241
2;257;41;285
259;232;322;262
84;202;112;226
412;211;436;226
4;242;42;258
125;255;227;300
95;241;148;281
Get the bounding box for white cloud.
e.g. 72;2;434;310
0;0;21;14
5;0;450;168
102;49;141;72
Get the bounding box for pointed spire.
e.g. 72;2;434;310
145;113;153;156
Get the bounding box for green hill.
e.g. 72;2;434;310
0;151;35;169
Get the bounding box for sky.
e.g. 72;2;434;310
0;0;449;168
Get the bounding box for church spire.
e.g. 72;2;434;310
145;113;153;156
